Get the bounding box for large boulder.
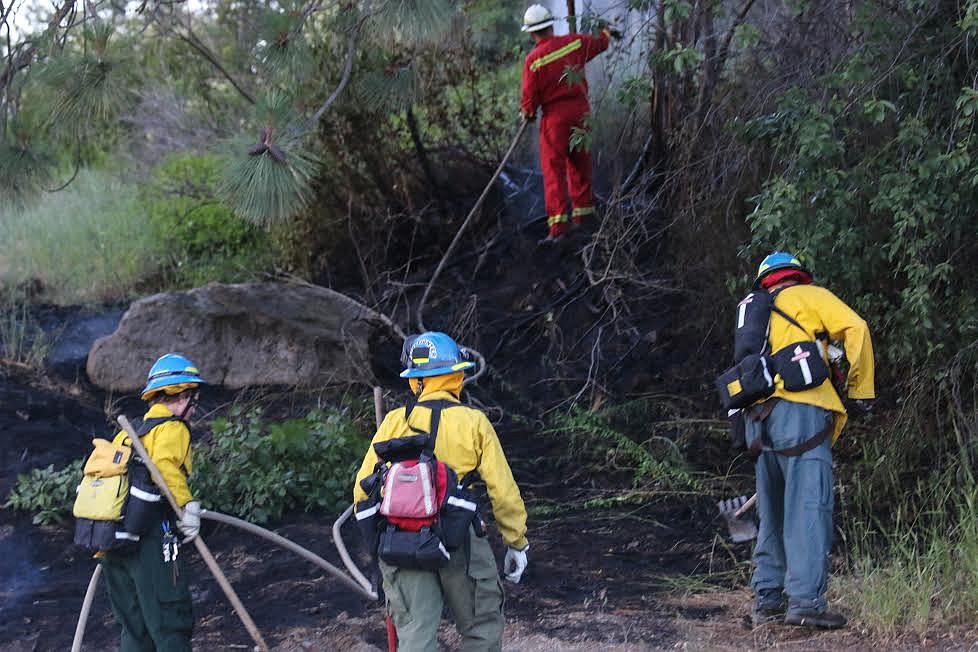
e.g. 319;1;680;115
87;282;383;392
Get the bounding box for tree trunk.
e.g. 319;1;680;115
566;0;576;34
405;106;447;217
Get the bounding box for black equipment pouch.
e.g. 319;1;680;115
354;497;382;552
73;519;126;551
120;458;163;537
771;340;830;392
121;416;180;535
715;353;775;410
728;410;747;450
378;525;451;570
439;473;481;550
372;434;430;463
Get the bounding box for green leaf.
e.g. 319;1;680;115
664;0;693;23
734;23;762;50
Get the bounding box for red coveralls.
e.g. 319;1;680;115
521;31;610;238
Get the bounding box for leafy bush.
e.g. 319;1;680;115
191;407;369;523
4;461;83;525
142;152;274;286
742;5;978;372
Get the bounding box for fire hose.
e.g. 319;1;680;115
71;506;378;651
72;388;388;651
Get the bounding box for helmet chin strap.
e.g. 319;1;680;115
176;391;198;420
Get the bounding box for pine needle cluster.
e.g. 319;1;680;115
219;91;319;226
36;20;130;134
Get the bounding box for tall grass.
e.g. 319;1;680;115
837;345;978;636
0;289;51;366
839;488;978;637
0;169;166;304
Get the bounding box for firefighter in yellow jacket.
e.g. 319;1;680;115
354;332;528;652
746;253;875;630
101;353;205;652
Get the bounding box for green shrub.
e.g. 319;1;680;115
191;407;369;523
142;152;274;286
4;461;83;525
0;169;165;303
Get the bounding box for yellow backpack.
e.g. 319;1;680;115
72;416;178;551
72;434;132;521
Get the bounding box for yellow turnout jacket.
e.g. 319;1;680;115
118;403;194;506
354;372;529;550
768;283;876;442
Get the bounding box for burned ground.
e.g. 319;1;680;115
2;364;973;651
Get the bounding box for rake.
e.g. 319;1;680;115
717;493;757;543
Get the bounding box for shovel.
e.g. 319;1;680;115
718;493;757;542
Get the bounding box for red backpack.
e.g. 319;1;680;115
355;399;482;570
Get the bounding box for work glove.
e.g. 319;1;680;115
177;500;201;543
503;545;529;583
596;19;623;40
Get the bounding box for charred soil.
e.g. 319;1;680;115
3;365;969;651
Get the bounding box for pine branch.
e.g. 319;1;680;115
309;4;370;126
0;0;75;97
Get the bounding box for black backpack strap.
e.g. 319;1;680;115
122;415;181;445
135;416;183;437
126;416;188;473
406;399;460;463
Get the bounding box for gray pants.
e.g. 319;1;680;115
746;399;833;615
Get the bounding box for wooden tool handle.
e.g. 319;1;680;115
117;415;270;652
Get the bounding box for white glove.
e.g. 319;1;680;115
177;501;201;543
503;545;529;584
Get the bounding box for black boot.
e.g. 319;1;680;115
537;233;565;247
784;610;847;629
751;589;787;626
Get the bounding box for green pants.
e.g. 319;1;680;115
101;524;193;652
380;528;505;652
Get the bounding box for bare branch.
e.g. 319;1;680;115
170;22;256;105
309;5;369;125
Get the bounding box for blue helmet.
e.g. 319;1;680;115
141;353;207;400
756;251;810;283
399;332;476;378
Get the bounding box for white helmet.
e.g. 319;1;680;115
521;4;555;33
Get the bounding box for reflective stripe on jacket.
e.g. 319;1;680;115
354;380;529;550
767;284;876;442
521;32;609;116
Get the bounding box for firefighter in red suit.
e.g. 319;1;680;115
520;4;613;245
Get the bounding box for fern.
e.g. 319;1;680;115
548;407;701;491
